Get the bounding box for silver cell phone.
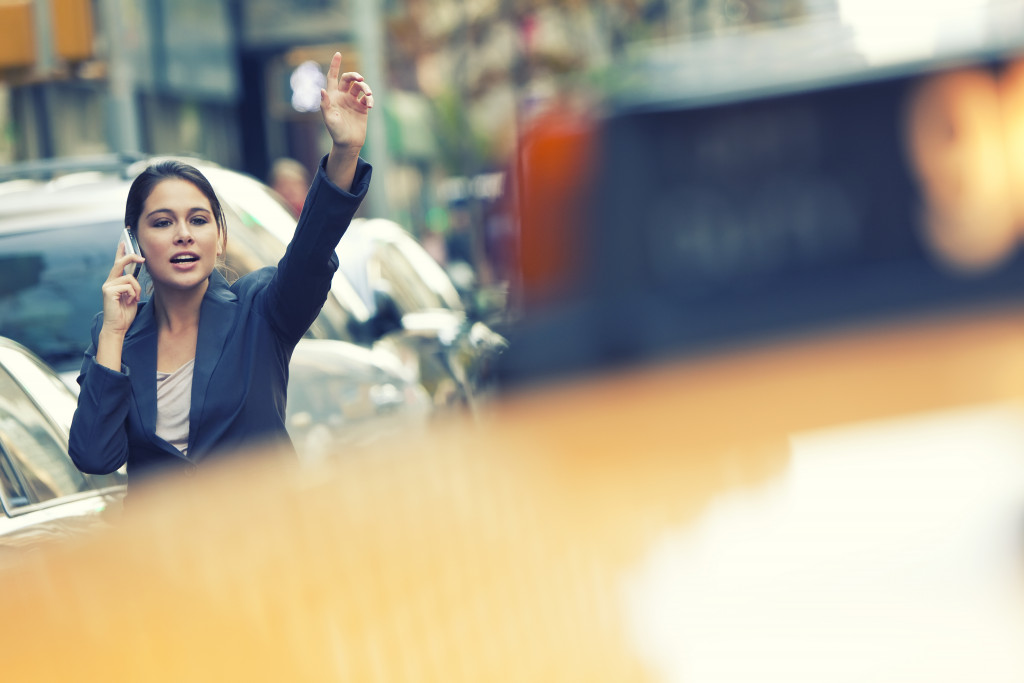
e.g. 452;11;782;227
120;228;142;278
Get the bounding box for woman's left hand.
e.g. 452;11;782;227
320;52;374;153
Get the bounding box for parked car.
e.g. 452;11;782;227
0;161;431;462
0;335;124;566
286;338;430;464
337;218;509;412
188;161;508;412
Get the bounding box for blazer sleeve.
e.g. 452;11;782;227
261;155;372;344
68;313;132;475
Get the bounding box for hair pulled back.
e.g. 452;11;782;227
124;161;227;246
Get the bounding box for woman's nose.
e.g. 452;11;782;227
174;222;195;243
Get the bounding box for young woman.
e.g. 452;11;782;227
69;53;373;487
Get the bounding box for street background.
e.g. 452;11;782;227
0;0;943;306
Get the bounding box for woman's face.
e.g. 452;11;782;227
135;178;223;291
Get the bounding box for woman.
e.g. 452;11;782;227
69;53;373;486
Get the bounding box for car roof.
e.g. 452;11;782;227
0;176;129;235
340;218;465;311
0;156;263;236
0;174;129;208
607;11;1024;114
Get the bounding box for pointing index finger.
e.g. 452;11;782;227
325;52;342;92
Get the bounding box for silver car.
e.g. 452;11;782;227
0;336;124;564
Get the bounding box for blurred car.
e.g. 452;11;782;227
336;218;509;411
502;28;1024;387
190;161;508;412
286;338;430;464
0;335;124;566
0;161;431;462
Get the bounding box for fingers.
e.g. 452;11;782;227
339;71;364;88
118;287;140;307
335;75;373;109
105;272;142;299
109;255;144;280
325;52;373;106
107;241;126;279
109;253;145;280
104;279;141;307
352;80;374;109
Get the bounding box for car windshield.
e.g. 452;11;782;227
200;166;301;245
338;223;465;318
369;242;450;315
205;166;371;325
0;221;116;374
390;232;464;312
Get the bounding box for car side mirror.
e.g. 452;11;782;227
369;286;403;338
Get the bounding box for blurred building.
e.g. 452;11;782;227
0;0;831;272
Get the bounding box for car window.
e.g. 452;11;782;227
0;448;32;509
0;345;78;435
0;365;90;509
220;204;358;343
220;206;282;284
206;168;303;247
370;243;448;316
391;232;464;312
0;220;117;373
200;169;371;337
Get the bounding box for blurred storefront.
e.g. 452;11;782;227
0;0;240;164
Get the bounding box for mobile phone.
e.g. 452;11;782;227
120;228;142;278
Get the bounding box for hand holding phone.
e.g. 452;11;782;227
120;228;142;278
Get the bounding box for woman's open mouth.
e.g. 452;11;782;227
170;253;200;269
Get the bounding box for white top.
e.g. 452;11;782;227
155;358;194;456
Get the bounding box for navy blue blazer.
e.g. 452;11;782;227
69;156;371;482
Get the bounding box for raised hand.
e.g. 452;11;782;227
101;241;144;336
320;52;374;153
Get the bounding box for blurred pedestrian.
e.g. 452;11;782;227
68;52;374;495
270;156;312;218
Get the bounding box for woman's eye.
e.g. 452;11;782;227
153;219;171;228
191;216;209;225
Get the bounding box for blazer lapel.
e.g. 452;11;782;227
188;271;238;455
121;301;169;454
